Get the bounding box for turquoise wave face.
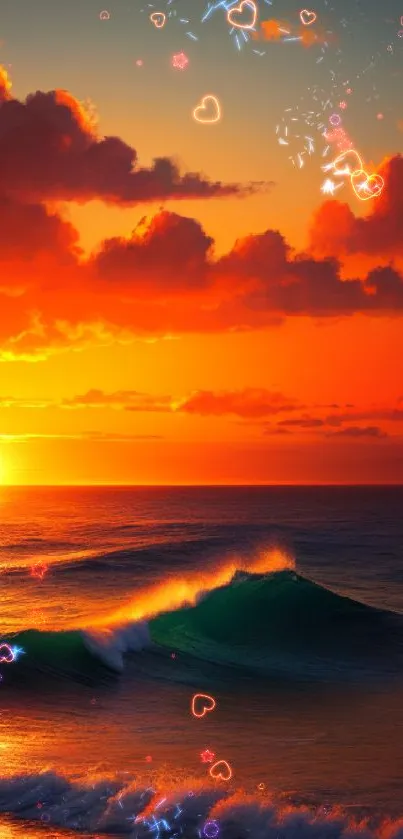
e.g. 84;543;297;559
4;571;403;685
2;629;110;683
149;570;403;680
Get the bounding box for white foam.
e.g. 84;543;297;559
0;771;400;838
81;620;152;672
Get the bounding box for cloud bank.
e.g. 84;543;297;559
0;68;402;360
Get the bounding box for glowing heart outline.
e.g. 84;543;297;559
0;644;14;664
209;759;232;781
191;693;217;718
193;95;221;125
149;11;166;28
299;8;317;25
331;149;363;177
350;169;384;201
227;0;257;31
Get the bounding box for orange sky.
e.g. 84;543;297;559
0;59;403;485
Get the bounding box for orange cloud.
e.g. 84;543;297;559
63;389;172;411
0;70;402;361
2;194;403;360
309;155;403;259
3;385;403;444
176;389;301;418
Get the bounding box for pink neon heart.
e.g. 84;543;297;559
299;8;317;25
193;95;221;124
0;644;14;664
150;11;166;27
227;0;257;30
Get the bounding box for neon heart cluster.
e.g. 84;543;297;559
191;693;233;781
0;642;24;684
325;149;384;201
145;1;319;124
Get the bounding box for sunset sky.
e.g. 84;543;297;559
0;0;402;484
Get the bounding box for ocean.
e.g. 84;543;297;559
1;485;403;839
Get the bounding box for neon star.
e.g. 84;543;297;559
200;749;215;763
31;562;49;581
172;51;189;70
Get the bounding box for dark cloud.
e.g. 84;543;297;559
325;426;389;439
0;72;262;205
325;408;403;427
278;416;325;429
93;212;213;288
0;194;80;261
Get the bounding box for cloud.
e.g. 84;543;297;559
278;416;325;428
175;388;301;418
0;194;81;262
2;385;401;444
2;202;403;357
269;405;403;437
0;69;262;205
324;408;403;427
0;69;402;363
93;212;214;289
325;426;389;439
309;155;403;259
62;389;172;411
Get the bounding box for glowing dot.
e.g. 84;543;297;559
339;101;347;109
377;113;384;120
136;59;143;66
